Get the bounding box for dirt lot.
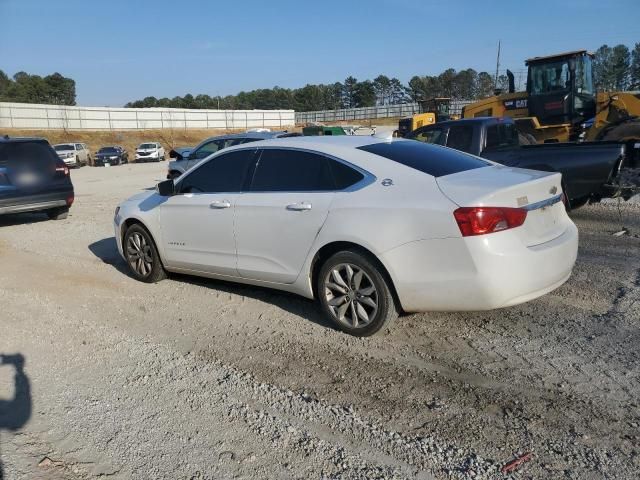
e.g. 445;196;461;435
0;163;639;479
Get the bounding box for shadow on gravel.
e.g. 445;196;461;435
175;273;336;331
88;236;335;331
0;353;32;480
0;212;49;227
88;237;129;274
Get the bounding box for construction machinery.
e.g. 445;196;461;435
395;97;454;137
461;50;640;167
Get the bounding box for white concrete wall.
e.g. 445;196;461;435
0;102;295;130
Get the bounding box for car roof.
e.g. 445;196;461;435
196;130;291;145
1;135;49;144
221;134;402;159
417;117;515;129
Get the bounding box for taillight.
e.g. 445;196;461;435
453;207;527;237
55;165;69;175
66;193;74;207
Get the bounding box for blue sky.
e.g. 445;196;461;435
1;0;638;106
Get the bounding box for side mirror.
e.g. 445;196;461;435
188;152;197;160
156;179;175;197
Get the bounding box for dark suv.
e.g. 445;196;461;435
0;136;74;220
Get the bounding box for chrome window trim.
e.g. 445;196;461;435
175;146;376;195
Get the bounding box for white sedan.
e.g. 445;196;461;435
114;136;578;336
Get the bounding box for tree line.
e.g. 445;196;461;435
0;70;76;105
124;42;640;112
0;42;637;110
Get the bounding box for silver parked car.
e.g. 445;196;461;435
166;131;300;179
53;142;91;167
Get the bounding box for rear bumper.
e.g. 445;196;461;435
0;190;72;216
382;221;579;312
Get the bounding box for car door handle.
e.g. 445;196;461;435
286;202;312;211
210;200;231;209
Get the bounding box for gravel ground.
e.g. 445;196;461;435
0;162;639;479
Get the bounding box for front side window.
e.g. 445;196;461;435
410;128;447;146
575;55;594;94
250;149;335;192
446;125;474;153
193;140;223;160
179;149;255;194
75;144;83;150
529;60;570;95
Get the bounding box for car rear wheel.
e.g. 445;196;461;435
124;224;166;283
47;207;69;220
317;250;398;336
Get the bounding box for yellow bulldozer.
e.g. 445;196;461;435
395;98;455;137
462;50;640;164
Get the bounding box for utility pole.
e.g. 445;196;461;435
495;40;501;89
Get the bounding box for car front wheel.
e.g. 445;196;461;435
317;249;398;336
124;224;166;283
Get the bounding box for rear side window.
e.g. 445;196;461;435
410;127;447;145
330;160;364;189
357;141;489;177
485;124;519;150
446;125;473;153
179;149;255;193
251;149;334;192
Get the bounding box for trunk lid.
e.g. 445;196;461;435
437;165;567;246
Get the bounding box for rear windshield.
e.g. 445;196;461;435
54;144;74;151
139;143;156;149
357;140;490;177
0;141;58;168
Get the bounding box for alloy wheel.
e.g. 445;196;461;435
126;232;153;276
324;263;378;328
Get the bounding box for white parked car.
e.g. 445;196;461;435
114;136;578;336
135;142;165;163
53;142;91;167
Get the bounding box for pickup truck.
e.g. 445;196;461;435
405;117;635;208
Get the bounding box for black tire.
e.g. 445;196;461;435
316;249;398;337
47;207;69;220
123;223;166;283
